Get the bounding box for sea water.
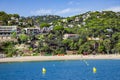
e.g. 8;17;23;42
0;60;120;80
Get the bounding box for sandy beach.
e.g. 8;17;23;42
0;54;120;63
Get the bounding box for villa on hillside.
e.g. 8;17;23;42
63;34;79;40
23;26;54;35
0;26;17;40
40;26;53;33
87;37;102;41
23;28;40;35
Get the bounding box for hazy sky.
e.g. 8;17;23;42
0;0;120;17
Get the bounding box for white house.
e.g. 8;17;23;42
23;28;40;35
0;26;17;39
87;37;101;41
63;34;79;39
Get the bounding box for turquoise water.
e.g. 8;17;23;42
0;60;120;80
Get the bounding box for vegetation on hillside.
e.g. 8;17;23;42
0;11;62;28
0;11;120;57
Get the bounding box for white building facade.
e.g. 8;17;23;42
0;26;17;39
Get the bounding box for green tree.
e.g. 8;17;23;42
19;34;28;43
114;42;120;54
2;41;18;57
53;25;64;31
13;14;20;18
40;22;50;28
103;39;111;54
78;42;92;54
53;25;64;40
11;32;17;38
98;45;104;53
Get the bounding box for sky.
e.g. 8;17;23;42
0;0;120;17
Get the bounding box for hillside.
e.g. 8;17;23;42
52;11;120;54
54;11;120;29
0;11;120;57
31;15;63;24
0;11;63;27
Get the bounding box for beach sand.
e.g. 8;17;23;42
0;54;120;63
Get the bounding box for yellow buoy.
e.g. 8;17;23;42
93;67;97;73
42;67;46;74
